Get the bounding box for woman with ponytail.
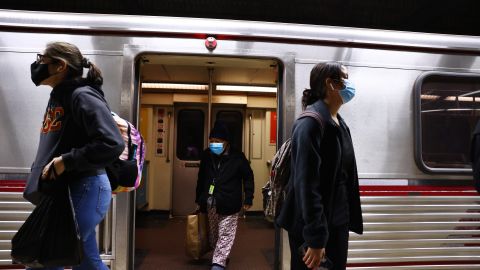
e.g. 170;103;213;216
25;42;124;270
277;62;363;270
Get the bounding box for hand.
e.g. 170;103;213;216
41;157;65;180
303;247;325;269
243;204;252;211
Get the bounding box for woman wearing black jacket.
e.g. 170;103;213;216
24;42;124;270
276;62;363;270
195;121;254;270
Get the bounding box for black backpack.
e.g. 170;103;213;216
263;111;325;221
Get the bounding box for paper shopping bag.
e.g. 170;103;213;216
185;213;209;259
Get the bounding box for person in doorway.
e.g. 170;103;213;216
276;62;363;270
195;120;255;270
24;41;125;270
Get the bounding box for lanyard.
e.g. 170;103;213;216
209;154;223;195
210;155;223;178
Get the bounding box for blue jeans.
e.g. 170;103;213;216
28;174;112;270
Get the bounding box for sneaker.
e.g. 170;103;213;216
211;263;225;270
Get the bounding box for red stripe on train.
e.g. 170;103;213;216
360;185;478;196
348;260;480;268
0;180;26;192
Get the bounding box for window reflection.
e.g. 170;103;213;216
177;110;204;161
420;75;480;169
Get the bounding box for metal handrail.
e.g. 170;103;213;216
248;114;252;163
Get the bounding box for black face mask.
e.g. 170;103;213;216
30;61;51;86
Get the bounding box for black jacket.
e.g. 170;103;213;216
24;80;125;204
276;99;363;249
195;147;254;215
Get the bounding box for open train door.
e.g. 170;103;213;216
121;42;296;270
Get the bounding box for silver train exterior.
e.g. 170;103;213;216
0;9;479;270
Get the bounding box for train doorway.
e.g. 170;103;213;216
173;106;245;216
136;54;279;269
173;106;207;216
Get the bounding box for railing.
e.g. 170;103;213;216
348;185;480;270
0;180;115;268
0;188;33;266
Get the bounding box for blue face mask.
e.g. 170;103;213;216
338;79;356;104
209;142;224;155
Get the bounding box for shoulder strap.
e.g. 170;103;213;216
125;119;133;160
139;136;144;164
298;111;325;136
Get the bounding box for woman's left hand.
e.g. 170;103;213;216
41;156;65;180
243;204;252;211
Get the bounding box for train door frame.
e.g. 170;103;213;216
122;43;296;270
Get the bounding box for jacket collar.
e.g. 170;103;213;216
309;99;340;127
50;79;104;101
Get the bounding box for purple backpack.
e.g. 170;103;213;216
109;112;146;193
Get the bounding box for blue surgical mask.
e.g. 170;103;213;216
338;79;356;104
209;142;224;155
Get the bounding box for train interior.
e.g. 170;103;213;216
134;54;279;269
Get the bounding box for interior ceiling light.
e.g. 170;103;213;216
420;94;440;100
444;96;479;102
216;85;277;93
142;83;208;90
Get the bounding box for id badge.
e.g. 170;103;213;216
208;184;215;195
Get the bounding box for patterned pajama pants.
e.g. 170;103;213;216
207;207;239;267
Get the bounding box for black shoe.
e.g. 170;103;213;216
211;263;225;270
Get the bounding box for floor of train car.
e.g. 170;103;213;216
135;211;275;270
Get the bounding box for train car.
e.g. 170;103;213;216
0;9;479;270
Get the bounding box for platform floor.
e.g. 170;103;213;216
135;212;275;270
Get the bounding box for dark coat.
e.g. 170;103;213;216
24;80;125;205
195;147;254;215
276;99;363;249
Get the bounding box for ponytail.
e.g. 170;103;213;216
301;88;321;110
85;60;103;86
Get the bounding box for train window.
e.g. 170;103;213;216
176;109;204;160
414;72;480;173
215;111;243;151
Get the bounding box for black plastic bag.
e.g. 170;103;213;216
11;183;83;268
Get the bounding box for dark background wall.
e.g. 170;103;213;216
1;0;479;36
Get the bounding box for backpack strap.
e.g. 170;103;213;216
139;136;144;165
125;119;133;160
298;111;325;136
